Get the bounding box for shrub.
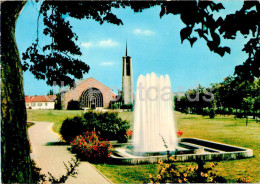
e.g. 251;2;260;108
202;108;209;116
67;100;80;110
209;108;216;119
83;111;99;131
120;104;133;111
70;131;112;162
31;159;46;183
83;111;130;142
60;111;130;143
60;116;86;142
148;157;226;183
112;104;118;109
31;158;79;183
236;112;243;118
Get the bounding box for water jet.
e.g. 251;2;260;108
111;73;253;164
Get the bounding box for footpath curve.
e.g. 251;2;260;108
28;122;112;184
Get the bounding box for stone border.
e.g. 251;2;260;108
109;138;253;164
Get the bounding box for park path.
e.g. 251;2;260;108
28;122;112;184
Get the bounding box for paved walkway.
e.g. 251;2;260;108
28;122;112;184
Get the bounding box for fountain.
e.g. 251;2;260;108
132;73;177;155
110;73;253;164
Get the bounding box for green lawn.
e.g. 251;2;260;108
27;109;85;133
27;110;260;183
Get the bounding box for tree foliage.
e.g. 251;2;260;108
175;76;260;118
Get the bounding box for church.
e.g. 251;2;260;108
61;45;134;110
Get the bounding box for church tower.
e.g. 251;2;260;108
122;43;134;105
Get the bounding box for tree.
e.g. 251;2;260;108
47;89;54;95
1;1;259;182
1;1;123;182
1;2;33;183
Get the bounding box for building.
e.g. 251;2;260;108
27;44;132;110
25;95;56;109
61;77;117;109
122;43;134;105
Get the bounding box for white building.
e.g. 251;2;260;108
25;95;56;110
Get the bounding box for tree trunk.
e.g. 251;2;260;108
1;1;32;183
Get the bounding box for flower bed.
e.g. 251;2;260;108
149;157;227;183
70;131;112;162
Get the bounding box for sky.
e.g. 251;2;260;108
16;1;249;96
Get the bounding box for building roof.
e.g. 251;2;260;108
62;78;91;93
61;77;117;97
25;95;56;102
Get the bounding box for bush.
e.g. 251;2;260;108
112;104;118;109
235;112;243;118
31;159;46;183
60;116;86;142
202;108;209;116
60;111;130;143
83;111;130;143
209;108;216;119
67;100;80;110
70;131;112;162
120;104;133;111
182;108;189;114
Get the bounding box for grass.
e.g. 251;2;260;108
94;164;160;183
27;122;35;128
27;109;85;133
103;112;260;183
27;110;260;183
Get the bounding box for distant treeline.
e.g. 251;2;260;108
174;76;260;118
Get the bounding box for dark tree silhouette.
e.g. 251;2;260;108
1;1;259;182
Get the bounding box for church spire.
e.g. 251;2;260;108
126;41;128;56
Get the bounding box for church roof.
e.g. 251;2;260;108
62;78;91;93
62;77;116;97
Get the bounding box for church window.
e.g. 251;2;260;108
126;60;130;76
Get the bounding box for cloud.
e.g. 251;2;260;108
99;62;115;66
98;39;118;47
81;42;93;49
133;29;155;36
81;39;118;49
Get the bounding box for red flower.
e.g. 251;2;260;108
125;130;133;138
70;131;112;160
177;130;183;137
